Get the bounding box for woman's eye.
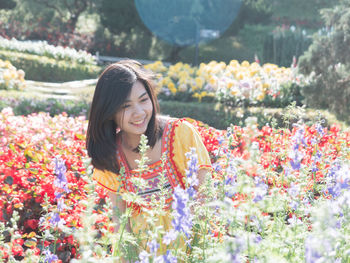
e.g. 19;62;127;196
122;104;131;109
141;98;149;102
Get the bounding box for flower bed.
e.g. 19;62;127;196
0;59;25;91
0;37;96;65
0;108;349;262
146;60;309;107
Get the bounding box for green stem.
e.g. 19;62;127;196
114;206;132;258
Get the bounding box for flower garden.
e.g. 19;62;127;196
0;39;350;262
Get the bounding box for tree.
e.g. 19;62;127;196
298;0;350;121
98;0;148;35
0;0;16;9
10;0;93;33
270;0;339;27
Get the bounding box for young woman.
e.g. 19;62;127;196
86;60;212;252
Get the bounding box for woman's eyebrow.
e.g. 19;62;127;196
124;92;148;102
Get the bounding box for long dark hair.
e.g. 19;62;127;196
86;60;161;174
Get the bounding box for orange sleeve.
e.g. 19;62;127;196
172;120;212;178
92;168;124;194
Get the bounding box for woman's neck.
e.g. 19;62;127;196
121;132;142;151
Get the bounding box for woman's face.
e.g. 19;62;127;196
114;80;153;137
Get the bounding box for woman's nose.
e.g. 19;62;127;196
132;104;144;116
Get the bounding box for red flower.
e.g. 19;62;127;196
11;245;24;257
24;219;39;230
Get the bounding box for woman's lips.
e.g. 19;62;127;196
131;118;146;127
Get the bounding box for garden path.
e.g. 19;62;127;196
25;79;97;100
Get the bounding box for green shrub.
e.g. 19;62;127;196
0;93;346;129
298;0;350;121
0;50;102;82
0;95;89;117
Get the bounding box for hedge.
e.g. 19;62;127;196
0;50;102;82
0;91;346;130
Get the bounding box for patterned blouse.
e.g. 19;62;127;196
92;118;212;212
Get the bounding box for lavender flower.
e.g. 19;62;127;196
327;162;350;198
212;162;223;173
289;200;299;211
147;239;160;255
287;183;300;198
43;249;59;263
163;229;178;245
289;126;307;171
253;177;268;203
305;236;324;263
53;157;70;198
185;148;199;199
136;250;150;263
171;186;192;238
289;148;303;171
227;237;245;263
315;123;324;137
162;250;177;263
48;211;66;228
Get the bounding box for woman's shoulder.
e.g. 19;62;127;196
158;116;198;139
158;115;194;128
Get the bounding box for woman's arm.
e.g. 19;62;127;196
195;168;210;202
107;192;130;233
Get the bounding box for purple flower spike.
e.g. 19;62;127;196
185;148;199;199
163;229;178;245
147;239;160;255
163;250;177;263
172;186;192;238
136;251;150;263
53;156;70;198
43;249;58;263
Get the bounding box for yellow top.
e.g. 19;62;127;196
91;118;212;253
92;118;211;195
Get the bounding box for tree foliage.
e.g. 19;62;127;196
0;0;16;10
270;0;339;27
298;0;350;120
7;0;93;32
98;0;148;35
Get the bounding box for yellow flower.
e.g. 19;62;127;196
200;91;208;97
195;77;204;89
162;77;170;86
4;60;12;68
229;60;239;67
167;82;177;94
3;70;11;81
230;89;238;96
250;69;258;77
236;72;245;80
257;92;266;101
241;60;250;67
262;83;270;90
227;80;234;89
209;77;217;86
191;84;198;91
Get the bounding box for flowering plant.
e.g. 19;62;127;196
145;60;310;107
0;108;349;262
0;59;25;91
0;37;97;65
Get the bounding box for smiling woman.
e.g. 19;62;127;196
85;60;212;257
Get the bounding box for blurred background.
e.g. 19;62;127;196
0;0;337;66
0;0;348;127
